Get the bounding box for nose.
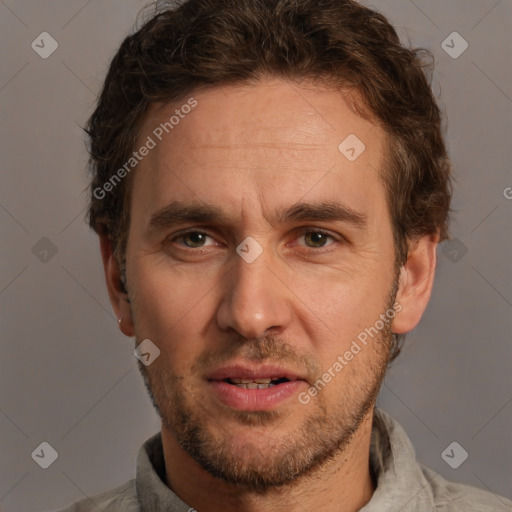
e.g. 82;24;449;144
216;247;292;340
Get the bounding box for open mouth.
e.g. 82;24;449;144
208;367;307;410
223;377;291;389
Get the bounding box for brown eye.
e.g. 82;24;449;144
182;232;207;247
172;231;215;248
298;230;337;248
303;231;331;248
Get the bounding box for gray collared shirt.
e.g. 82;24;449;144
57;408;512;511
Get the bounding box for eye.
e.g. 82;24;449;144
170;231;217;249
166;228;341;252
296;229;338;249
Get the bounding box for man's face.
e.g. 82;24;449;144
124;79;399;490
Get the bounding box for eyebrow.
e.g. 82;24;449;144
147;200;368;234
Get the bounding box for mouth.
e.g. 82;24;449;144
206;364;308;411
207;363;306;386
222;377;291;389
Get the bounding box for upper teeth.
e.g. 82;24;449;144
229;378;274;384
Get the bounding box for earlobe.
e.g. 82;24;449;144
392;233;439;335
99;234;135;337
117;315;134;337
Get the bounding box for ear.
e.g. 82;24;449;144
99;234;134;337
392;232;439;334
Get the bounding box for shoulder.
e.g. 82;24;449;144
56;479;140;512
420;464;512;511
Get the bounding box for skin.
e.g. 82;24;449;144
100;78;439;512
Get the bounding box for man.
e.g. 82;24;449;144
59;0;512;510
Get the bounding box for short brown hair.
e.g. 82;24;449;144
85;0;452;360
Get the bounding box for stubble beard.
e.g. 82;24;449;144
136;311;394;493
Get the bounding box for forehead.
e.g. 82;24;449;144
142;79;380;151
132;78;388;230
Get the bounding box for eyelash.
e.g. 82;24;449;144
167;228;343;253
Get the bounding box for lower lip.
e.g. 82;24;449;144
209;380;307;411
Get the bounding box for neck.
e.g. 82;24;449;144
161;409;376;512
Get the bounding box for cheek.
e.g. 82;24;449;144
294;263;390;342
130;263;211;360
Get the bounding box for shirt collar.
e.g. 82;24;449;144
136;407;435;511
360;407;435;511
136;430;191;511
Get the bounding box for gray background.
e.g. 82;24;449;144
0;0;511;511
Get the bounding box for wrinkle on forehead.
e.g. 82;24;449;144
130;78;389;243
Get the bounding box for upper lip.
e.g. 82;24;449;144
207;363;306;382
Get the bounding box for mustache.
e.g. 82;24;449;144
192;335;321;377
